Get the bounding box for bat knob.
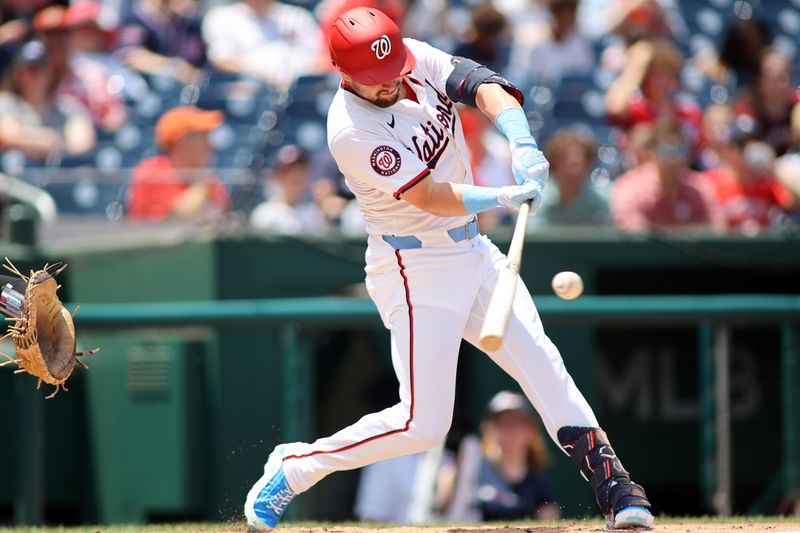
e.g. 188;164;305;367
480;335;502;352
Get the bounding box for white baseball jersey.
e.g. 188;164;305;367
327;38;474;236
249;37;614;528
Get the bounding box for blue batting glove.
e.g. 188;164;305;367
497;181;543;216
510;136;549;187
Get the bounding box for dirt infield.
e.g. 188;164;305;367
269;524;800;533
141;520;800;533
277;524;800;533
4;520;800;533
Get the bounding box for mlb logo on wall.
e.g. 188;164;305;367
371;145;401;176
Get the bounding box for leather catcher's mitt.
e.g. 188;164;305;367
0;258;98;398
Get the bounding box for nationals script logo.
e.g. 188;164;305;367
411;81;457;168
371;35;391;60
370;145;401;176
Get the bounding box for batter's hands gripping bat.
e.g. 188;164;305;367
479;200;531;351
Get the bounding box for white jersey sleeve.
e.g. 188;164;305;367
329;126;431;200
403;38;455;100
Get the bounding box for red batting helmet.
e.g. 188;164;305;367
329;7;416;86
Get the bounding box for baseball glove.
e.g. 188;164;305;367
0;258;98;399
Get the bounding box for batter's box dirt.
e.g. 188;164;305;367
4;520;799;533
270;523;800;533
448;527;571;533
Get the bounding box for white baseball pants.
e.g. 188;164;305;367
281;233;598;493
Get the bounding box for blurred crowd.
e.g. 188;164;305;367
0;0;799;237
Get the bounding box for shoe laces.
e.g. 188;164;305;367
266;486;295;515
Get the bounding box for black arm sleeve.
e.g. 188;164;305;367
445;56;524;109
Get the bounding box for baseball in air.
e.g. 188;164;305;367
551;271;583;300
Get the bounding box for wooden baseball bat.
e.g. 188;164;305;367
479;199;531;351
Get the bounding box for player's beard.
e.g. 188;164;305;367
367;80;402;108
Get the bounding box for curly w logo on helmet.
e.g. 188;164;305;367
370;35;391;60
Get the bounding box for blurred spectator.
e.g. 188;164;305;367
694;15;771;88
201;0;322;90
619;117;656;169
530;127;610;228
0;40;96;160
402;0;476;53
578;0;684;40
250;145;329;236
606;38;702;153
457;106;512;232
65;1;122;71
354;452;423;523
734;48;800;157
696;103;733;171
509;0;593;87
32;6;70;91
493;0;548;24
56;0;130;132
581;0;685;74
611;122;720;232
0;16;28;82
452;3;510;74
313;175;350;232
339;197;367;236
306;146;356;232
354;447;445;524
352;372;447;524
595;0;685;42
307;147;353;211
698;115;797;235
461;391;559;521
0;0;55;24
118;0;206;85
776;104;800;201
128;106;230;221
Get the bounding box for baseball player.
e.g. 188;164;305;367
245;7;654;530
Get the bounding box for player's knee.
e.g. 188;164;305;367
407;422;449;451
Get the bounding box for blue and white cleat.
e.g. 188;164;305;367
609;505;654;529
244;445;296;531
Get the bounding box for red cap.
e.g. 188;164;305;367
65;1;103;28
329;7;415;86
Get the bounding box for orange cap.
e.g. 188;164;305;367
33;5;67;33
155;106;223;150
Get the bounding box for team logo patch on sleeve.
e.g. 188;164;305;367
370;146;402;176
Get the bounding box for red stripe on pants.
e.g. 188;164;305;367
282;250;415;461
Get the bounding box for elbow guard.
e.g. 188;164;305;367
445;57;523;108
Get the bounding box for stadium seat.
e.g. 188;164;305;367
695;7;725;38
132;91;164;124
777;7;800;35
95;144;123;172
41;172;126;218
114;123;143;152
1;150;28;177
